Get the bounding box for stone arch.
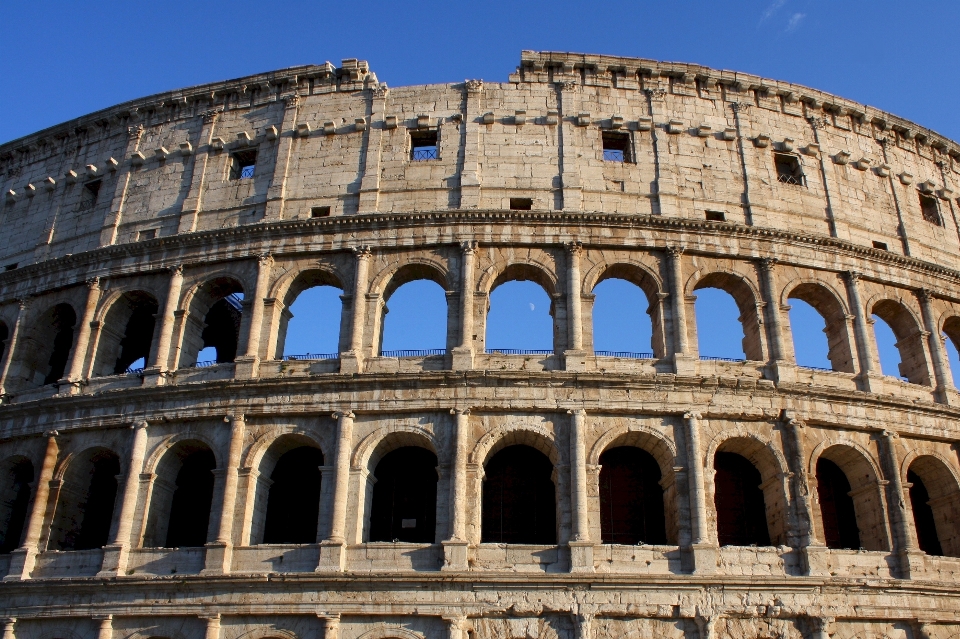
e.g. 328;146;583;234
865;294;930;385
356;628;424;639
808;440;889;551
48;445;123;551
353;425;438;472
177;274;245;367
585;261;668;358
91;288;161;376
902;452;960;556
705;429;791;546
470;423;559;467
235;628;300;639
36;626;86;639
783;278;855;373
142;437;218;548
479;258;559;297
142;431;222;477
0;454;34;553
269;265;347;360
12;301;77;390
243;428;328;471
370;260;452;354
690;270;765;361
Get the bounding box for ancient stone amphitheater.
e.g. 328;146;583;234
0;49;959;639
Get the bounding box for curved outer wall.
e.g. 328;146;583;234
0;51;958;639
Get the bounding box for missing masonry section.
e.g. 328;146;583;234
774;153;805;186
410;130;438;161
919;193;942;226
78;179;101;211
231;149;257;180
602;131;632;163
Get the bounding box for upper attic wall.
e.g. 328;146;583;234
0;52;959;271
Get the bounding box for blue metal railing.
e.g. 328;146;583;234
378;349;447;358
485;348;554;356
285;353;339;361
193;360;220;368
124;366;145;375
798;364;834;372
699;355;747;363
594;351;654;359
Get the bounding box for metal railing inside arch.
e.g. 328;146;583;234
378;349;447;358
285;353;339;361
485;348;554;356
594;351;655;359
699;355;747;363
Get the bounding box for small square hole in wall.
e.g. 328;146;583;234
602;131;632;162
79;179;102;211
4;263;18;271
509;198;533;210
311;206;331;218
705;210;726;222
774;153;805;186
231;149;257;180
873;241;889;250
138;229;157;241
919;193;942;225
410;130;438;161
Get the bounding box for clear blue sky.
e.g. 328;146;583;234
5;0;959;380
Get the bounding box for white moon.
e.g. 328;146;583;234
529;303;535;311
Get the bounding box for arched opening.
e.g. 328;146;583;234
0;322;9;370
369;446;438;543
180;278;244;367
871;299;929;385
50;448;121;551
92;291;159;376
590;265;662;358
787;283;854;372
486;265;557;353
906;456;960;557
262;444;324;544
693;273;763;361
815;457;860;549
143;441;216;548
598;446;666;545
0;457;34;553
379;266;449;354
482;445;556;544
713;452;770;546
277;270;345;359
12;303;77;389
813;445;888;551
941;316;960;388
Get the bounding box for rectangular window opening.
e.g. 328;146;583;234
774;153;805;186
602;131;632;163
4;263;18;272
705;210;726;222
311;206;331;218
79;179;102;210
509;197;533;211
919;193;942;226
410;130;438;161
231;149;257;180
138;229;157;241
873;241;889;250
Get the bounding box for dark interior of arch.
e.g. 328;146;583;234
44;303;77;384
201;295;242;363
907;469;943;556
0;458;34;553
482;445;556;544
165;449;215;548
0;322;9;369
113;296;159;374
815;457;861;550
713;452;770;546
369;446;438;543
263;446;323;544
598;446;666;545
61;452;121;551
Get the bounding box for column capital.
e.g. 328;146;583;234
225;414;244;424
683;411;703;420
198;613;221;622
168;264;184;277
43;429;59;439
256;253;273;267
132;420;148;431
201;108;224;124
460;239;478;253
86;276;101;290
916;287;940;302
758;256;779;270
566;408;587;417
333;410;356;420
845;270;862;283
92;615;113;623
667;245;685;258
16;297;30;312
450;407;471;416
566;240;583;255
352;245;373;259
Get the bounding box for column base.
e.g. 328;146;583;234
564;350;589;372
671;353;697;376
233;355;261;380
802;544;830;576
97;543;129;578
441;539;469;571
460;183;480;209
2;547;35;581
57;378;83;396
682;543;717;575
339;352;363;375
200;541;233;575
316;540;347;573
568;540;595;573
855;372;884;393
450;347;475;371
899;549;926;579
140;366;169;387
934;385;955;405
767;361;797;384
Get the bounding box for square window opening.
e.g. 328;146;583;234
410;130;438;161
138;229;157;241
311;206;331;218
705;210;726;222
919;193;942;226
79;179;102;210
774;153;805;186
602;131;632;163
873;241;889;250
231;149;257;180
509;198;533;211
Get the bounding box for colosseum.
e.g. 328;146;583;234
0;49;959;639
